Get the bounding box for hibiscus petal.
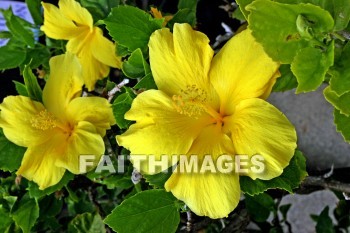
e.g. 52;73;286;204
224;98;297;180
43;53;83;119
148;23;214;98
91;27;122;68
55;121;105;174
41;2;86;40
16;132;67;190
165;124;240;219
209;30;279;115
117;90;213;174
66;97;115;136
0;96;53;147
58;0;93;29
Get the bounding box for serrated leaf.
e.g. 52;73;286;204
292;42;334;93
272;64;298;92
11;195;39;233
104;189;180;233
0;129;26;172
104;6;162;53
23;64;42;102
25;0;43;25
13;81;29;97
324;86;350;116
334;109;350;143
245;193;275;222
246;0;334;63
112;87;136;129
240;150;307;195
122;48;150;79
28;172;74;198
316;206;335;233
329;42;350;96
0;8;35;47
69;213;106;233
0;46;26;70
144;167;173;188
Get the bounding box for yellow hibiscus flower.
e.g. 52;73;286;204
117;24;297;218
0;53;115;189
41;0;122;91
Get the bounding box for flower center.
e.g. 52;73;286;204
172;85;223;123
30;110;58;130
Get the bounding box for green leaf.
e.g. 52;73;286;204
104;6;162;53
25;0;43;25
24;46;51;69
0;8;35;48
69;213;106;233
0;46;26;70
315;206;335;233
232;7;246;21
332;0;350;31
324;86;350;116
144;167;173;188
122;48;150;79
245;193;275;222
13;81;29;97
112;87;136;129
81;0;119;22
272;64;298;92
0;129;26;172
329;42;350;96
334;109;350;142
134;73;157;90
0;205;13;232
23;64;43;102
11;195;39;233
279;204;291;220
246;0;334;63
240;150;308;195
178;0;197;11
236;0;254;20
28;172;74;198
168;9;196;29
292;42;334;93
104;189;180;233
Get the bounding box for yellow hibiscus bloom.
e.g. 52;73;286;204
41;0;122;91
117;23;297;218
0;53;115;189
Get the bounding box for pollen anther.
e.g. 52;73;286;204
31;110;58;130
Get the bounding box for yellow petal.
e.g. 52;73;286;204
165;124;240;218
117;90;213;174
148;24;214;97
260;70;281;100
166;172;240;218
66;96;115;136
0;96;52;147
55;121;105;174
17;132;67;189
224;98;297;180
58;0;93;29
43;53;83;119
209;29;279;115
41;2;86;40
91;27;122;68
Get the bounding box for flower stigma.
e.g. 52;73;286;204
172;84;223;124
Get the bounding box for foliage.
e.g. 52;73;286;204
0;0;350;231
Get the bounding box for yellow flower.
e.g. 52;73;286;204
0;53;115;189
117;24;297;218
41;0;122;91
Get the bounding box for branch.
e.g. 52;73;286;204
300;176;350;193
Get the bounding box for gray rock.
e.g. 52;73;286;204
268;85;350;170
